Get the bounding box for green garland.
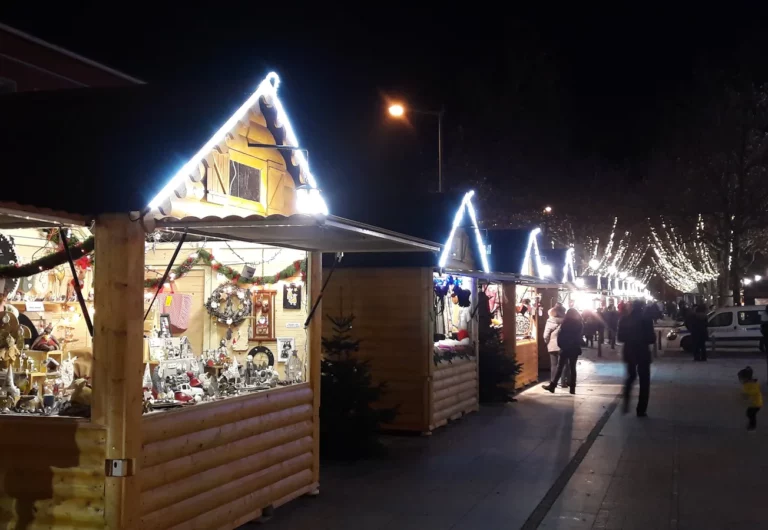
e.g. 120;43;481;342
0;237;95;279
144;248;307;289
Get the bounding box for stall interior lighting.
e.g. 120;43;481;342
438;190;490;273
148;72;327;215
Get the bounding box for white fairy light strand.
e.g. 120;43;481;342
148;72;328;214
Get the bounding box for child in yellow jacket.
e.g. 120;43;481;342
738;366;763;432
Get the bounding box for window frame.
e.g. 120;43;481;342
708;311;733;328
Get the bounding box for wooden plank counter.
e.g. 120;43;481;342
515;339;539;388
139;384;316;530
0;417;107;529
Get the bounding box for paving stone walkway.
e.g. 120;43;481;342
242;347;768;529
541;350;768;530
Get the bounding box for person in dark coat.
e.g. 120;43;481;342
685;305;709;361
545;308;583;395
596;307;606;344
604;304;619;349
582;309;597;347
618;300;655;417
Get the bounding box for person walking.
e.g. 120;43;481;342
618;300;655;417
596;306;606;345
686;305;709;361
582;309;597;347
545;308;583;395
738;366;762;432
604;304;619;349
541;305;565;389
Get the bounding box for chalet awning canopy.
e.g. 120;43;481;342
149;214;442;253
443;268;562;288
0;202;90;228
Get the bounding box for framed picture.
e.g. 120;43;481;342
159;313;172;338
250;290;277;341
283;283;302;310
276;337;296;363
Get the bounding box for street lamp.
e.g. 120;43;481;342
387;101;445;192
387;104;404;117
744;278;753;285
544;206;552;213
755;275;763;282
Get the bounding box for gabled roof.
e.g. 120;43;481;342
540;247;576;283
323;190;488;269
0;72;321;217
485;227;543;276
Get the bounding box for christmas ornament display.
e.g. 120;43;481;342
205;283;252;326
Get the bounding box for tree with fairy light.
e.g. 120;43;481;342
649;75;768;305
320;313;396;459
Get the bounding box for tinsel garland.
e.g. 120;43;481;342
0;237;95;279
144;248;306;289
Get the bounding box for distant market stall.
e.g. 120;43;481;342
0;73;438;529
321;191;488;433
482;228;561;389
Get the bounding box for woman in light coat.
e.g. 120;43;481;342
542;304;566;387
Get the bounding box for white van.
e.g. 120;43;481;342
668;305;766;352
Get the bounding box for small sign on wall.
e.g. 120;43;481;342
25;301;45;312
285;322;301;329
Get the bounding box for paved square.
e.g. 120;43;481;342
240;348;768;529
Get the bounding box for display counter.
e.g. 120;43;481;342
138;383;315;529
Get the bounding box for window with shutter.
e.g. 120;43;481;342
229;160;261;203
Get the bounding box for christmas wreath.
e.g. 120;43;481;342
205;283;252;326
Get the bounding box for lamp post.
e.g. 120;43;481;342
388;103;445;192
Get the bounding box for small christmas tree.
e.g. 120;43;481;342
320;313;396;459
477;290;522;403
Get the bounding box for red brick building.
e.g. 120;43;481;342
0;22;141;92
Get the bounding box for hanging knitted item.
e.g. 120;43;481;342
166;293;193;334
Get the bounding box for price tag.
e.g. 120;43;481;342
285;322;301;329
165;295;173;307
25;301;45;312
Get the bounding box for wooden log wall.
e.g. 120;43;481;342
0;418;106;529
321;268;432;432
138;384;316;530
430;357;478;429
515;340;539;388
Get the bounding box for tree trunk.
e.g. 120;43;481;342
730;235;741;306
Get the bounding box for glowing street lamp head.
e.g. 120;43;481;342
388;104;405;117
544;206;552;214
744;278;753;285
755;275;763;282
588;258;600;270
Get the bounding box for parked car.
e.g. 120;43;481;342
667;306;765;352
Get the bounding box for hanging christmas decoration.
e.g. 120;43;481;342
205;283;252;326
0;233;20;297
144;249;305;289
0;236;94;280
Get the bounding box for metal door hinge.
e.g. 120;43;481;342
105;459;135;477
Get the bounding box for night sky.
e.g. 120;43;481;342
3;5;768;214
